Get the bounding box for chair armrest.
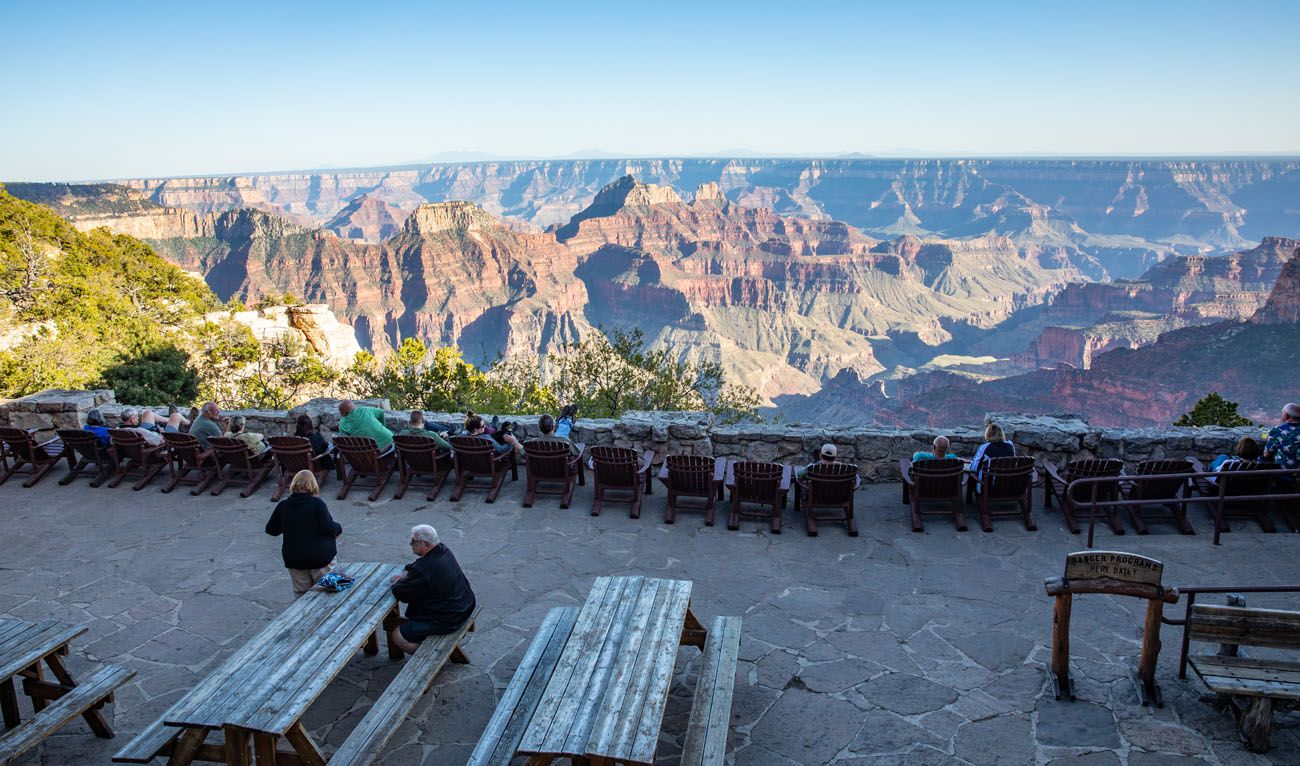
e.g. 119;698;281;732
1186;456;1207;473
638;449;657;473
779;464;792;491
657;463;669;480
898;458;914;486
712;457;727;483
1042;461;1067;487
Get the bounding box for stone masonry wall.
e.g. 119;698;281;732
0;390;1263;481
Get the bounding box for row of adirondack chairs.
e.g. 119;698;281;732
900;454;1297;535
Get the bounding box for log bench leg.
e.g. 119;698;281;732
1240;696;1273;753
45;651;115;737
166;726;209;766
285;722;326;766
1;677;18;729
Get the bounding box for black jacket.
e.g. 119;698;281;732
264;493;342;570
391;545;476;630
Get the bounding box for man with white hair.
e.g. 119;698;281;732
388;524;476;654
118;408;164;446
1264;403;1300;478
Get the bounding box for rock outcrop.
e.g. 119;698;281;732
323;194;407;242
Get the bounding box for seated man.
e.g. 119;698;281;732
388;524;476;654
397;409;452;451
337;400;394;453
83;408;112;447
118;407;164;446
225;415;268;457
796;443;861;487
525;414;580;456
188;402;224;449
912;435;959;463
136;407;190;433
1264;403;1300;482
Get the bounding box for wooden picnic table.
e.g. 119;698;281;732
114;561;404;766
1;618;135;765
516;575;708;766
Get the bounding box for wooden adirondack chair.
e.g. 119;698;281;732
55;429;114;487
393;434;453;501
794;462;860;537
588;445;656;518
1189;457;1281;533
899;457;966;532
726;460;790;533
0;427;70;488
207;436;274;498
1121;458;1195;534
1043;458;1125;535
106;429;169;490
160;432;217;495
522;439;585;509
970;456;1037;532
268;435;334;501
333;436;397;501
449;435;516;503
658;455;726;526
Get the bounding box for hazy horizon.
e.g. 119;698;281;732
4;0;1298;181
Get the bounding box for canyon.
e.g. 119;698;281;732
6;157;1299;428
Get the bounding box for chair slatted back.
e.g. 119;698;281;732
1188;605;1300;651
450;435;499;475
56;429;103;464
524;440;573;480
0;427;53;463
666;454;715;494
268;436;315;474
334;436;382;474
208;436;257;471
805;462;859;505
1066;458;1124;501
732;461;784;503
394;434;445;473
1219;460;1276;497
982;456;1036;499
908;458;963;498
590;445;642;489
108;429;155;463
162;432;207;467
1134;459;1192;499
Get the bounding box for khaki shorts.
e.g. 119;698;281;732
289;562;335;597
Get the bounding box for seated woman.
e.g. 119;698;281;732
225;415;268;457
970;423;1016;487
294;414;334;469
912;435;959;463
463;414;518;455
83;408;112;447
1207;436;1263;482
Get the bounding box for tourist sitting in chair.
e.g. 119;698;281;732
971;422;1014;471
225;415;268;457
526;414;580;455
130;407;190;434
188;402;224;449
118;407;165;446
797;443;860;487
388;524;477;653
83;408;112;447
397;409;452;451
912;435;959;463
294;414;334;469
1265;403;1300;485
337;400;394;453
464;414;519;456
555;403;579;440
1208;436;1264;482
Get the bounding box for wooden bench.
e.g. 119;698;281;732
680;616;741;766
466;607;580;766
1184;603;1300;752
329;605;480;766
0;663;135;765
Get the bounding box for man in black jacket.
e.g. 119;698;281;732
388;524;477;654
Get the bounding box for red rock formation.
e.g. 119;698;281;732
323;194;408;242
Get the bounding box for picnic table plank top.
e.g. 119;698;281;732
518;575;694;765
160;561;401;735
0;618;87;680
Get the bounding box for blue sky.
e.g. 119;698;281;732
3;0;1298;181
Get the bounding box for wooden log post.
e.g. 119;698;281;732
1137;598;1165;706
1051;591;1074;701
1241;697;1274;753
1219;593;1246;657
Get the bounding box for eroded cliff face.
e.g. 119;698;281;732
1253;246;1300;324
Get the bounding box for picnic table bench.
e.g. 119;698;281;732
112;561;476;765
0;618;135;765
469;576;739;766
1175;591;1300;753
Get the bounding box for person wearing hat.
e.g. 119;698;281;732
388;524;477;654
795;443;858;487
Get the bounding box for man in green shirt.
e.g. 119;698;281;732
188;401;224;449
396;410;452;451
337;400;395;452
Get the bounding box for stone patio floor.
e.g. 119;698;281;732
2;475;1299;766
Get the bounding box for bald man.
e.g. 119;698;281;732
337;400;394;452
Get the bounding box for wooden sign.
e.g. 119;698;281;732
1065;550;1163;586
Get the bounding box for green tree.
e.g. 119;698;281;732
98;345;200;405
1175;392;1254;427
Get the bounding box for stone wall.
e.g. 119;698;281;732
0;390;1263;480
